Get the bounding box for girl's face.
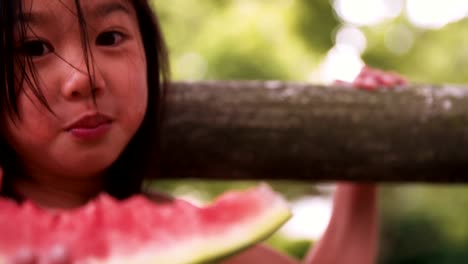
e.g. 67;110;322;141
3;0;148;179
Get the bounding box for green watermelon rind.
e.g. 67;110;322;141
192;196;292;264
85;195;292;264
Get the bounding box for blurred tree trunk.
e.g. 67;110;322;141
160;81;468;183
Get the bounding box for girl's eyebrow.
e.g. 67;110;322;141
17;1;132;25
91;1;133;20
16;11;50;25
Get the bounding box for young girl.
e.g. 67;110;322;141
0;0;406;263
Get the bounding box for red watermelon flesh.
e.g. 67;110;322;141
0;184;291;264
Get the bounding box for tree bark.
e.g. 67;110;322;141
160;81;468;182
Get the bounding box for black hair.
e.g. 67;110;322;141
0;0;170;200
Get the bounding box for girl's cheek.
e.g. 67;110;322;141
9;92;57;140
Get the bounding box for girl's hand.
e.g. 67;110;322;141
304;66;409;264
336;66;408;90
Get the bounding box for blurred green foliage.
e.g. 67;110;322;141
362;18;468;84
150;0;468;262
152;0;321;80
379;185;468;263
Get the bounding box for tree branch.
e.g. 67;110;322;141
160;81;468;182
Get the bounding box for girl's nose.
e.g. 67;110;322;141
61;61;105;100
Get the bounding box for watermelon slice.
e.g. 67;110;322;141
0;184;291;264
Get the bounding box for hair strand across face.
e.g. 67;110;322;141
0;0;171;200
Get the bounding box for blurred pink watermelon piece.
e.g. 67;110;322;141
0;184;291;264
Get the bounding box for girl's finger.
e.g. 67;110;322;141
375;72;408;87
353;75;380;90
354;66;408;89
358;66;380;79
391;73;408;85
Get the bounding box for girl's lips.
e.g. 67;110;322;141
66;113;113;140
66;113;112;131
69;122;112;140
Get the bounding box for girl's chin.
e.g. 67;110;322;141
56;170;107;180
48;147;126;177
60;161;116;179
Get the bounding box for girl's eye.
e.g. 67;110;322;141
96;31;124;46
19;40;53;57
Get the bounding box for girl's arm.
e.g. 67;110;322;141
223;184;378;264
303;183;378;264
224;67;407;264
301;67;406;263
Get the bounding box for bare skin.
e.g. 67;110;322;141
223;67;407;264
0;67;406;264
223;184;378;264
0;0;407;261
3;0;148;209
